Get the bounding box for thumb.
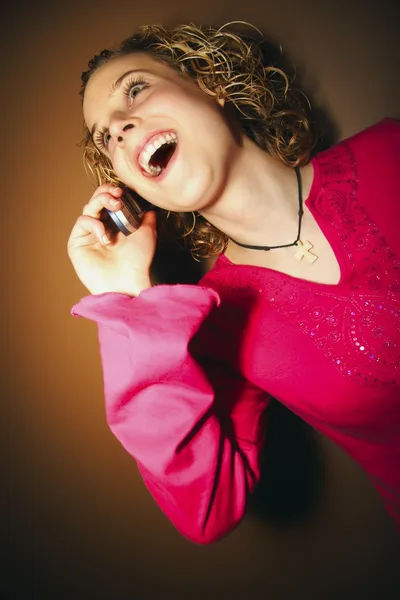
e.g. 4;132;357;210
140;210;158;230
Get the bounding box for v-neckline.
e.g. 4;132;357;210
219;155;349;290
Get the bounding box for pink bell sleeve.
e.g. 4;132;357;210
71;285;269;545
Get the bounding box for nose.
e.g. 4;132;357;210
117;123;134;142
109;117;135;143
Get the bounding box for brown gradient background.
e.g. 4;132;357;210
3;0;400;598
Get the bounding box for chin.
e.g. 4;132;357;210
176;171;221;212
118;160;220;214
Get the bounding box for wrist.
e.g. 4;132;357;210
88;273;152;298
129;271;153;297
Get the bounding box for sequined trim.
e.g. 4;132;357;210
204;142;400;389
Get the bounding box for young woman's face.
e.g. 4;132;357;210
83;52;241;212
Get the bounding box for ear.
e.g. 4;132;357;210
214;86;226;107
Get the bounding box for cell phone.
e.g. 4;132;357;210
105;187;157;236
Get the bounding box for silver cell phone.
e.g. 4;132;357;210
105;187;156;236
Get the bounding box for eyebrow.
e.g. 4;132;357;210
90;68;153;140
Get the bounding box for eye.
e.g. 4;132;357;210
94;128;111;150
93;76;149;151
123;76;148;104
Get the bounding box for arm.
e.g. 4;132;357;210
72;284;270;544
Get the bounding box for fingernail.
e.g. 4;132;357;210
102;234;110;245
110;198;121;206
112;187;122;196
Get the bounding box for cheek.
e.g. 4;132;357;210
110;151;131;184
153;86;222;124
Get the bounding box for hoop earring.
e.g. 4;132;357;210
182;212;197;238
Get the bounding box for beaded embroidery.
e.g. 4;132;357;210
203;142;400;389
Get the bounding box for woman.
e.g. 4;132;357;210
68;22;400;544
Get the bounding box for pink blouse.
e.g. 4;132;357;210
72;118;400;543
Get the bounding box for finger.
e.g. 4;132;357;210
68;215;111;249
93;183;124;198
82;188;123;219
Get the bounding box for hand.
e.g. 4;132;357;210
67;184;157;296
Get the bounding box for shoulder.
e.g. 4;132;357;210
199;254;235;289
344;117;399;144
313;118;400;257
314;118;399;171
315;118;399;164
342;117;400;162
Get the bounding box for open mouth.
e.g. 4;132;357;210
138;132;178;178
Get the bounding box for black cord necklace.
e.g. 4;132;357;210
228;166;305;252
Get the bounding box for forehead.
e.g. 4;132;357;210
83;53;178;126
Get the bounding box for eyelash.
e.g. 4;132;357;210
94;76;149;150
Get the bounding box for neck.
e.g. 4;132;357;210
199;135;314;249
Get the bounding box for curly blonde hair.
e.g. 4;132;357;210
80;21;316;259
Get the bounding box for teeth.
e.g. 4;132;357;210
149;165;162;176
138;132;177;176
